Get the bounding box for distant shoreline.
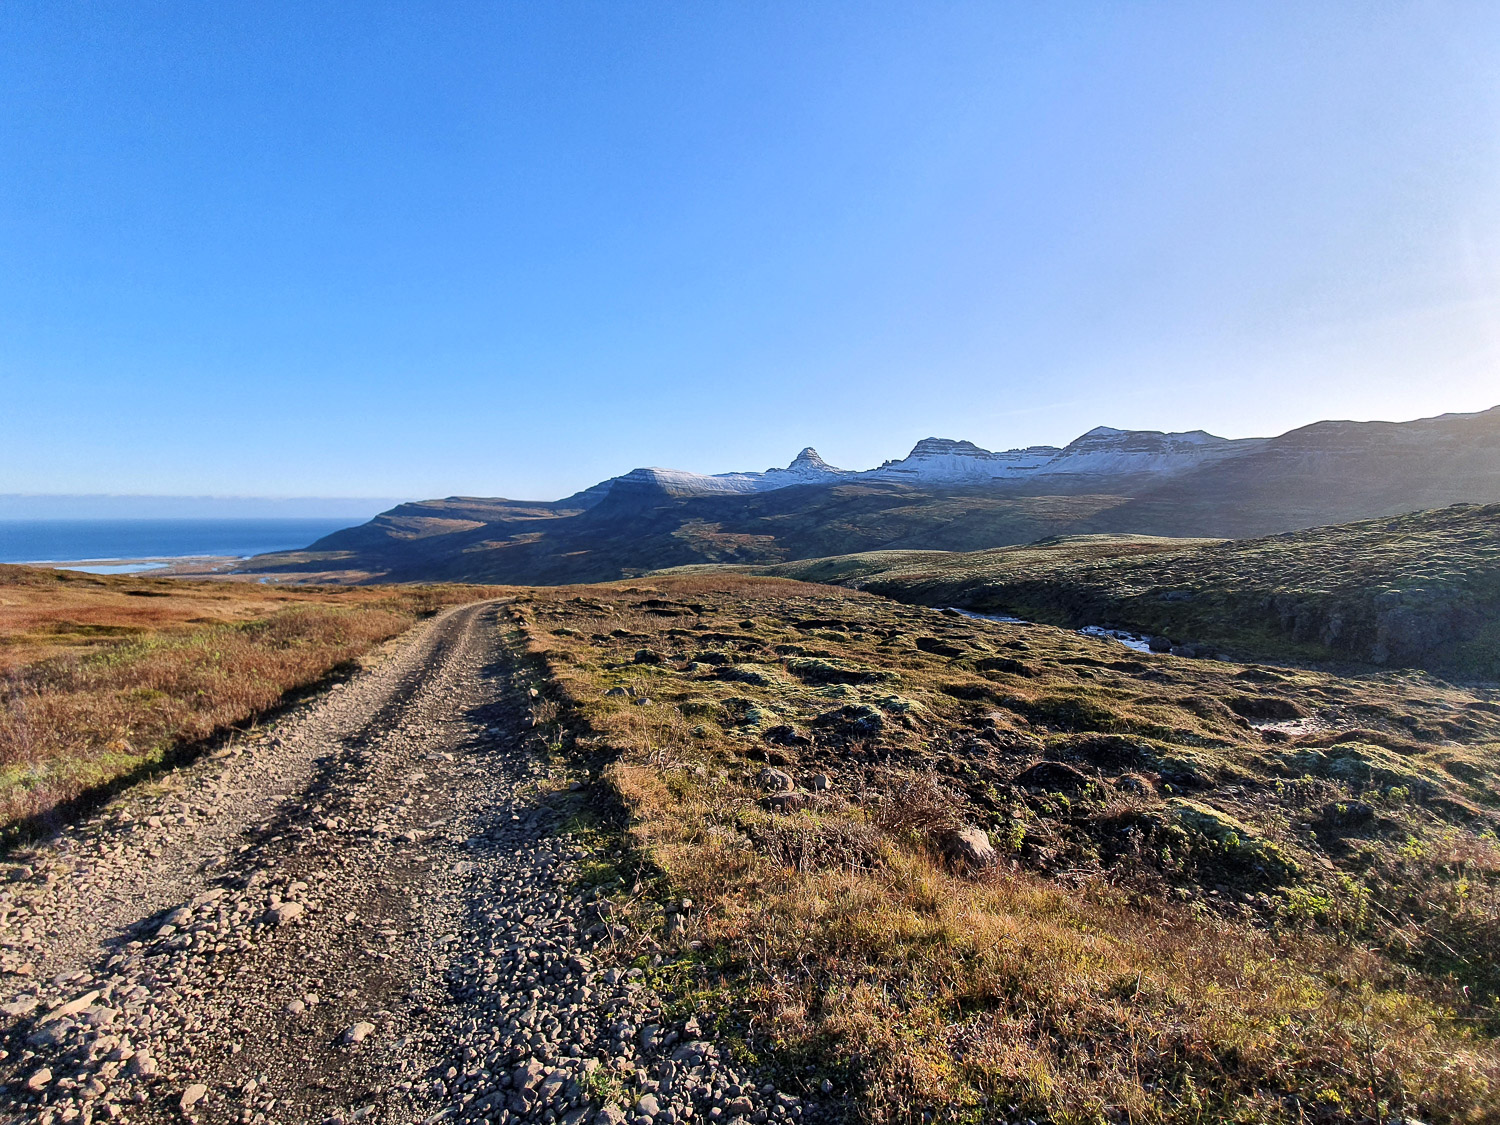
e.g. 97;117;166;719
7;555;247;577
0;516;352;570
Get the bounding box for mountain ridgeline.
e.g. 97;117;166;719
242;405;1500;585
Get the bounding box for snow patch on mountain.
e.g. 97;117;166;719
593;427;1265;499
1037;427;1262;476
763;447;851;483
867;438;1062;482
592;448;851;501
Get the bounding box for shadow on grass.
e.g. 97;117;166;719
0;658;369;855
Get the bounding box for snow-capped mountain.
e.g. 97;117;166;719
253;405;1500;586
579;427;1266;502
854;428;1258;485
1035;426;1262;476
763;447;852;485
866;438;1062;482
571;447;851;506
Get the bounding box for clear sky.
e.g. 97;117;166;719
3;2;1499;503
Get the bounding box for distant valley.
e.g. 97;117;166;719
239;404;1500;585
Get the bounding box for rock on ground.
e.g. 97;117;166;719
0;602;830;1125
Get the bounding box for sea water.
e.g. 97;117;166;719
0;518;354;567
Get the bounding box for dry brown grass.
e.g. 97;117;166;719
0;566;509;832
514;575;1500;1123
605;761;1496;1123
0;563;467;670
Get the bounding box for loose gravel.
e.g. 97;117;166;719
0;602;818;1125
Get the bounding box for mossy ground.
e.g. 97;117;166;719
756;503;1500;679
512;573;1500;1123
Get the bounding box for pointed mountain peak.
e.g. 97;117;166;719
768;446;848;477
789;447;833;469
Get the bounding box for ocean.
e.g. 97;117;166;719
0;518;356;567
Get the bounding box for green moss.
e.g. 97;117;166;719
1167;798;1300;883
784;656;897;685
1287;742;1425;790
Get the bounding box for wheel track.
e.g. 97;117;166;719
0;600;823;1125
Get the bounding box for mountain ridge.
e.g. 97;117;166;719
241;404;1500;584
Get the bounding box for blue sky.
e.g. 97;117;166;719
3;2;1499;502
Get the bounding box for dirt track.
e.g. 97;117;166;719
0;602;800;1125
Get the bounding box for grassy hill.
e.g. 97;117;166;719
755;504;1500;678
519;573;1500;1120
238;480;1140;584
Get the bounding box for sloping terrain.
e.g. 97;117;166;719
0;601;818;1125
241;481;1137;585
1088;408;1500;539
518;575;1500;1121
759;504;1500;677
5;576;1499;1124
237;406;1500;587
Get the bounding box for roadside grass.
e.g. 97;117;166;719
0;565;509;834
515;574;1500;1122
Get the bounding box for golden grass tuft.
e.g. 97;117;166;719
515;574;1500;1122
0;567;510;831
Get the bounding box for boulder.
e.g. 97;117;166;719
38;989;100;1025
941;826;998;869
765;792;809;813
758;767;794;792
512;1059;545;1090
341;1020;377;1045
180;1084;208;1113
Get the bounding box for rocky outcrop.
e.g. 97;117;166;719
1037;426;1259;477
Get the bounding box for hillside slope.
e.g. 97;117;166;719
761;504;1500;677
238;405;1500;585
8;578;1500;1122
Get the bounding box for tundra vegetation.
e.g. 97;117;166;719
756;503;1500;680
517;574;1500;1123
0;564;507;833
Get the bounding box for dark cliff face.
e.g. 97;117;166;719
242;406;1500;585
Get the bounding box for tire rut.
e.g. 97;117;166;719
0;601;824;1125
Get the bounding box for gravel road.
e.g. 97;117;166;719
0;602;809;1125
